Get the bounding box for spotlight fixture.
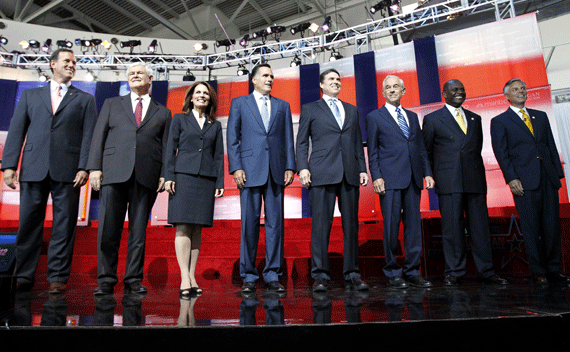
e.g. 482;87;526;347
290;23;310;36
215;39;236;48
20;40;40;50
182;69;196;82
102;40;112;50
41;39;52;54
290;55;301;67
309;22;320;33
251;29;268;39
194;42;208;52
76;39;91;47
239;34;250;48
329;49;343;61
237;64;249;76
56;40;73;48
85;70;95;82
390;1;401;13
321;16;332;33
37;68;49;82
267;25;286;34
0;36;8;46
370;1;387;14
148;39;158;53
120;40;141;48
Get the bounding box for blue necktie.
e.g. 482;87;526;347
329;98;343;128
260;96;269;132
396;107;409;139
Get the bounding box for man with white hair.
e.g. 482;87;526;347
87;63;172;296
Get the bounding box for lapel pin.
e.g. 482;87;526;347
532;116;535;119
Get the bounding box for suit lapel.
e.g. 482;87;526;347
246;94;266;131
40;84;53;115
55;85;78;114
139;98;158;129
506;108;534;138
317;98;342;130
380;106;407;139
441;107;467;138
121;95;138;127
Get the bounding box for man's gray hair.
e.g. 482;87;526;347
127;63;154;77
503;78;526;95
383;75;405;90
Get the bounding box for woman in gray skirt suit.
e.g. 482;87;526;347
164;81;224;298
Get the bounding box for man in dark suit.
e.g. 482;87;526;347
227;63;296;294
491;78;567;284
296;68;369;292
366;75;434;289
422;79;507;286
2;48;97;294
87;64;171;296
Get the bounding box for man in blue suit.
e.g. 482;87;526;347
366;75;434;289
491;78;567;284
423;79;507;286
296;68;369;292
227;63;296;294
2;48;97;294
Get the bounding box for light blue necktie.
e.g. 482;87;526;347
396;107;409;139
260;96;269;132
329;98;343;128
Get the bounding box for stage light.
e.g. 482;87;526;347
85;70;95;82
370;1;388;14
239;34;249;48
102;40;112;50
215;39;235;48
111;38;119;45
0;36;8;45
321;16;332;33
290;55;301;67
252;29;268;39
56;40;73;48
290;23;309;35
20;40;40;50
309;23;320;33
237;64;249;76
148;39;158;53
390;1;401;13
90;39;102;47
41;39;52;53
267;25;286;35
194;43;207;52
329;49;343;61
120;40;141;48
182;69;196;82
37;68;49;82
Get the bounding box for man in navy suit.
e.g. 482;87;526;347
87;64;171;296
2;48;97;294
491;78;567;284
366;75;434;289
422;79;507;286
296;68;369;292
227;63;296;294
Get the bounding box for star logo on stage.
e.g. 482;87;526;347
500;214;528;269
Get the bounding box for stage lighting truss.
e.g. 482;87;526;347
0;0;522;73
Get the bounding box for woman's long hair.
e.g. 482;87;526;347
182;81;218;121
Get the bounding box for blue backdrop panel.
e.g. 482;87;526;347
94;82;121;113
0;79;19;131
151;81;169;106
353;51;379;143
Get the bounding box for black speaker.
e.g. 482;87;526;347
0;233;17;274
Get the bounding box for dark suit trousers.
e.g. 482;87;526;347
438;192;494;278
15;175;80;284
380;182;422;278
239;172;285;283
513;165;561;276
309;178;361;280
97;174;158;286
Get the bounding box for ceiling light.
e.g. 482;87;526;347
237;64;249;76
321;16;332;33
183;69;196;82
239;35;249;48
0;36;8;46
194;43;208;52
290;55;301;67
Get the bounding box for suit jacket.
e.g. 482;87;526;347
86;94;172;190
296;98;366;187
422;106;486;194
490;107;564;190
227;93;296;188
366;105;432;190
2;84;97;182
164;113;224;189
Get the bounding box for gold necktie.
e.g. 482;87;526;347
520;109;533;135
455;108;467;134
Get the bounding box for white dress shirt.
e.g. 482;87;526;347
253;90;271;118
50;80;71;99
510;105;530;121
446;104;467;127
192;109;207;129
323;94;345;126
384;103;409;127
131;92;151;122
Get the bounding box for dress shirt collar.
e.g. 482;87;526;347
50;80;71;94
510;105;528;119
253;90;270;101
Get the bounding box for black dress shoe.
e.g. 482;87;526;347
312;279;328;292
345;277;369;291
407;276;433;288
242;281;256;293
94;284;114;296
532;276;549;285
266;281;286;293
125;283;147;294
547;272;570;283
387;276;408;289
479;274;508;285
443;275;460;286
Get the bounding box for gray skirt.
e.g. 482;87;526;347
167;173;216;227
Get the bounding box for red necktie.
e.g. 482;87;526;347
134;97;143;126
51;84;62;114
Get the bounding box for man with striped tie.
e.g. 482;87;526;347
491;78;567;285
366;75;434;289
423;79;507;286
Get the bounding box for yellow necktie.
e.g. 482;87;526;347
520;109;533;135
455;108;467;134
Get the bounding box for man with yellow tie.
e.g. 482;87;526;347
491;78;567;285
423;79;507;286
